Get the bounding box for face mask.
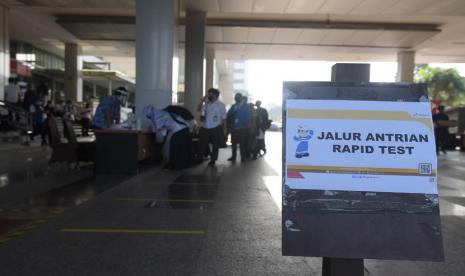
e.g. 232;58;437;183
208;96;214;101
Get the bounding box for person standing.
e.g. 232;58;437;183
36;82;50;104
29;99;47;145
433;105;450;155
81;102;92;136
197;88;226;166
4;77;21;105
4;77;21;123
247;101;257;159
22;83;37;111
255;100;269;156
92;87;127;129
227;93;251;162
63;100;76;121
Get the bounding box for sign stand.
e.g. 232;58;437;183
282;64;443;274
322;258;364;276
321;63;368;276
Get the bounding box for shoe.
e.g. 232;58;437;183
303;152;309;157
442;150;447;154
295;154;302;158
208;160;216;166
227;157;236;162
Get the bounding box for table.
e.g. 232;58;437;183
94;129;155;174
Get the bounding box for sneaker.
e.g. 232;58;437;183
227;157;236;162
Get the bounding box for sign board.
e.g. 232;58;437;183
282;82;444;261
286;100;437;194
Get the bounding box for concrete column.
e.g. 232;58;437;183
184;10;206;118
397;51;415;83
51;77;56;103
218;73;234;106
92;83;97;98
108;79;112;96
136;0;175;117
0;5;9;101
205;48;214;93
64;43;83;102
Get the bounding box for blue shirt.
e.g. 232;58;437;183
227;103;251;129
92;96;120;129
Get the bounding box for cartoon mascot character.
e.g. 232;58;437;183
294;126;313;158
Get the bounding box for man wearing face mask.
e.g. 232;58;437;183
227;93;251;162
92;86;128;129
196;88;226;166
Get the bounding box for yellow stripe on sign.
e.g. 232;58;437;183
61;228;205;235
114;198;214;203
287;109;433;130
288;165;436;177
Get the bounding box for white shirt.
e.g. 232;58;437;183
203;100;226;129
151;111;187;142
4;83;21;103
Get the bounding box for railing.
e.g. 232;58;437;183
0;100;32;134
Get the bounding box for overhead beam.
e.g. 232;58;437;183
55;15;441;32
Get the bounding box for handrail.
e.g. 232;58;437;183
0;100;27;114
0;100;32;133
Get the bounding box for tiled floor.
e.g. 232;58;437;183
0;132;464;275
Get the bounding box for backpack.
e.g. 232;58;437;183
163;105;194;121
266;119;272;130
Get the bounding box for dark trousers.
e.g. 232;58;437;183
198;125;223;161
247;128;256;158
169;128;192;170
256;138;266;153
31;123;47;144
81;118;91;136
231;128;247;160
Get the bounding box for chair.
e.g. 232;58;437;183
46;115;77;166
62;120;96;167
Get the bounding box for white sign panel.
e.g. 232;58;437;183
285;100;438;194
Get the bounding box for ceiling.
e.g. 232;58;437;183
3;0;465;78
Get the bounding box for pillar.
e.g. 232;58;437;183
205;48;214;93
52;77;56;103
64;43;83;102
92;83;97;98
136;0;175;116
397;51;415;83
108;79;112;96
0;5;9;101
184;10;206;118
